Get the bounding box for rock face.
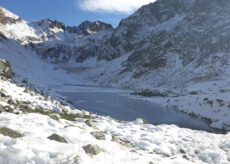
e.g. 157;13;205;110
29;19;114;63
0;59;14;78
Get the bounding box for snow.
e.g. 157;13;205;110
0;56;228;163
0;39;84;88
1;4;229;130
0;111;229;164
65;51;230;130
0;7;38;44
0;7;19;19
125;79;230;130
0;5;230;164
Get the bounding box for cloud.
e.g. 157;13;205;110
78;0;156;14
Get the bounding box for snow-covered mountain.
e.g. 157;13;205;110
1;1;230;163
1;0;230;130
66;0;230;90
7;0;229;91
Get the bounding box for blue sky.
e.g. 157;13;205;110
0;0;155;27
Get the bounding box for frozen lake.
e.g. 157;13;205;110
57;85;222;133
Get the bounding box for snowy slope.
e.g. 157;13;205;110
0;77;229;164
0;7;39;44
0;38;83;87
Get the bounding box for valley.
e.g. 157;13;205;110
0;0;230;163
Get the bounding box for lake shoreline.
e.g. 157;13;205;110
54;84;225;134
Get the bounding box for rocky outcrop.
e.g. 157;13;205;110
0;59;14;78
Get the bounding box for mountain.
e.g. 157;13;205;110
19;0;230;90
0;7;83;87
1;2;230;164
68;0;230;90
1;0;230;129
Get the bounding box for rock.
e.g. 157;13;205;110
85;119;99;130
7;99;15;105
0;105;5;113
0;127;23;138
111;136;133;148
0;92;13;105
0;88;7;93
82;144;101;155
47;133;68;143
3;106;13;113
0;96;8;103
16;101;31;111
91;131;105;140
21;78;28;83
0;59;14;78
0;105;13;113
49;114;60;121
111;135;120;143
0;91;7;97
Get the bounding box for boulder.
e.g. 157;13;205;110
82;144;101;155
85;119;99;130
91;131;105;140
47;133;68;143
0;59;14;78
0;127;23;138
49;114;61;121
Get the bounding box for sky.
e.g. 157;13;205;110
0;0;155;27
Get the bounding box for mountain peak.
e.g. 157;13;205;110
0;7;22;25
67;20;113;35
32;18;66;31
